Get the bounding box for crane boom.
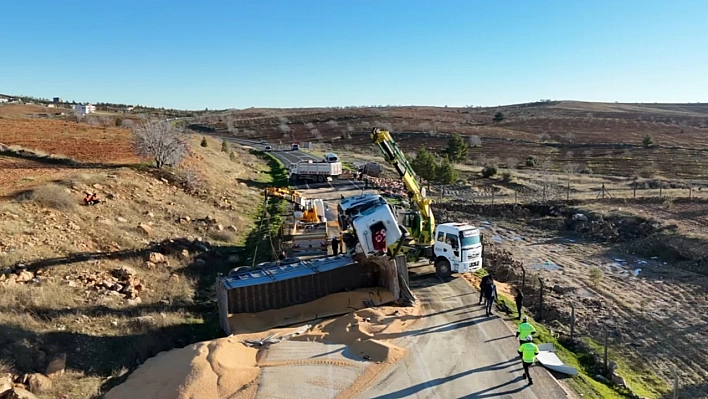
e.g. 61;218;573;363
370;128;435;245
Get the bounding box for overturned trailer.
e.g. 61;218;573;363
216;254;412;335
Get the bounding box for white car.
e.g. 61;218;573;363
264;145;272;152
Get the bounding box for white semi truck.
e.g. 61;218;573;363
289;160;343;183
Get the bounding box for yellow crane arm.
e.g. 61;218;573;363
370;128;436;245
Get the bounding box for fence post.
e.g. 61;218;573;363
659;183;662;198
543;183;547;203
671;366;679;399
492;190;495;205
689;185;692;200
567;179;570;201
538;276;544;321
633;181;637;198
603;326;609;375
570;302;576;343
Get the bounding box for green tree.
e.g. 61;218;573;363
115;117;123;127
444;132;469;163
642;134;654;148
200;137;208;147
493;112;505;123
221;139;229;152
410;146;437;190
435;156;458;198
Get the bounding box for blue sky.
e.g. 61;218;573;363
1;1;706;110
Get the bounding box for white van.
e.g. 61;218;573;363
324;153;339;163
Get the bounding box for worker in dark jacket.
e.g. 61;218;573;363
331;236;341;256
514;288;524;320
482;279;497;317
479;274;493;305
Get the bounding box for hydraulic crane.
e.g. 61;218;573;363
336;128;483;278
367;127;484;277
263;187;325;223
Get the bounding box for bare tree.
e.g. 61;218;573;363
505;157;518;169
468;135;482;147
132;120;187;168
305;122;316;129
121;119;135;129
311;129;323;140
326;120;339;128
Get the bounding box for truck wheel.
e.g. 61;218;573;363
435;259;452;278
317;175;325;183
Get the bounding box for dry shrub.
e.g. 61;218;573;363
0;359;13;374
42;370;102;399
209;230;237;243
179;167;204;193
0;279;79;311
18;183;77;211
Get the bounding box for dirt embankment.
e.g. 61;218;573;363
0;134;271;399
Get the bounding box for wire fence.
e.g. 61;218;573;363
432;181;708;205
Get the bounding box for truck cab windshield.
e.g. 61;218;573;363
460;231;481;247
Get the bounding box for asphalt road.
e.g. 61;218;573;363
356;269;572;399
229;137;573;398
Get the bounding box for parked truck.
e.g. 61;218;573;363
289;160;343;183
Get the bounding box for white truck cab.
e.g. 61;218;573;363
338;194;404;255
432;223;483;277
324;153;339;163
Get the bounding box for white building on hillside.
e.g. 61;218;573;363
73;104;96;117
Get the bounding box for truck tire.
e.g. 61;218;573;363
435;258;452;278
317;175;325;183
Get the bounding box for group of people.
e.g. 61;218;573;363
478;273;540;385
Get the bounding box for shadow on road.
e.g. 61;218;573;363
369;358;521;399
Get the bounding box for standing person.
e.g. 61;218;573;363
518;336;539;385
516;316;537;345
514;288;525;320
331;236;341;256
478;273;492;305
483;279;497;317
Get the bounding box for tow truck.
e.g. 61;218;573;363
338;128;483;278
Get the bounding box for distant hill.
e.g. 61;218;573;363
197;101;708;180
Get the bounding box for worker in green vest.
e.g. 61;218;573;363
518;335;539;385
516;316;537;346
